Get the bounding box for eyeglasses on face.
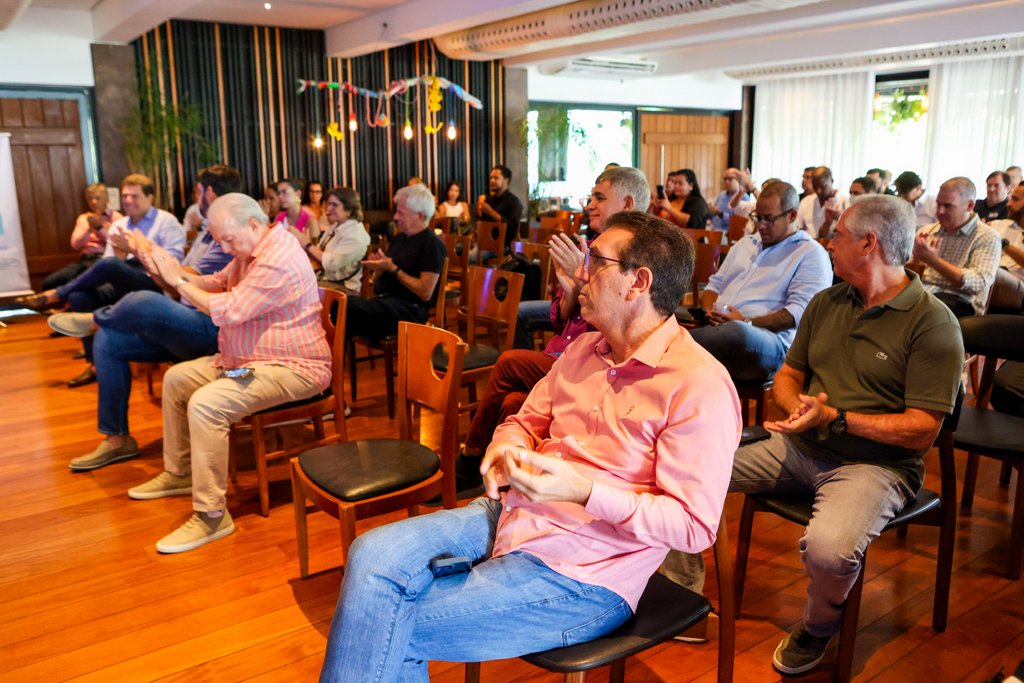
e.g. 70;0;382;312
748;210;792;226
582;242;628;275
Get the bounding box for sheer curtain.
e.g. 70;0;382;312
751;71;873;192
924;56;1024;190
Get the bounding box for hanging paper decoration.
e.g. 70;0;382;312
423;77;443;134
326;122;344;141
297;75;483;110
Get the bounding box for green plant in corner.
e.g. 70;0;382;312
873;88;928;132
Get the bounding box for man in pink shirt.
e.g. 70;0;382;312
127;193;330;554
318;211;741;682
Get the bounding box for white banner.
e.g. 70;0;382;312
0;132;31;297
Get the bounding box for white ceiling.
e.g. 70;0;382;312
15;0;1024;79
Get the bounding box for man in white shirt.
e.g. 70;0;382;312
794;166;847;238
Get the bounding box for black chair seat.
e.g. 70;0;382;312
250;388;330;416
755;489;941;530
734;378;773;391
432;343;500;372
521;572;711;673
953;406;1024;459
298;439;440;502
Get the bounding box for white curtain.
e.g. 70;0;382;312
924;56;1024;192
751;71;874;193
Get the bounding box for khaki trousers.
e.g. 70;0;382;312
162;357;319;511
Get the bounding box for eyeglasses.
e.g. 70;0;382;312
582;242;628;275
748;210;792;226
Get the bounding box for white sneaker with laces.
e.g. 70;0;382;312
156;511;235;554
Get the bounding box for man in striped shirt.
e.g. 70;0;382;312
128;193;331;554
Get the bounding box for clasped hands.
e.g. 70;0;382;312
361;249;397;274
548;232;585;292
912;234;940;264
704;303;744;326
109;227;151;260
481;442;593;506
140;241;184;284
765;391;838;435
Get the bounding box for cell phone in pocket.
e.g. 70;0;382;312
740;425;771;445
220;367;255;380
430;555;472;577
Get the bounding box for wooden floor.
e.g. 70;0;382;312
2;312;1023;682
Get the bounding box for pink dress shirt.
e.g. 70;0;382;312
70;209;121;254
204;226;331;391
490;316;742;610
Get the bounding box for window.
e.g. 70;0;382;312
867;72;929;190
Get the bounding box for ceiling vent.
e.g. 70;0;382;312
543;57;659;79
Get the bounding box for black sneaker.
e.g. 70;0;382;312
772;623;834;675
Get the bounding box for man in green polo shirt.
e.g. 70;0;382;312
742;194;964;674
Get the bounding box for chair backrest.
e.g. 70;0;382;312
464;265;525;348
428;256;449;329
430;216;458;235
691;242;726;299
319;287;348;440
529;225;564;245
540;215;570;233
959;315;1024;407
474;221;507;263
443;233;472;284
568;212;584;235
681;228;718;244
512;240;553;299
728;214;749;243
396;322;465;481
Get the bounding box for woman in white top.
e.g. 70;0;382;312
289;186;370;295
438;180;470;222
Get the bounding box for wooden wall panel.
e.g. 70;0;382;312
639;112;731;205
0;96;88;280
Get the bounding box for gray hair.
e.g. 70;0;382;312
940;176;977;203
845;194;915;266
595;166;650;210
208;193;269;228
395;184;436;221
759;180;799;213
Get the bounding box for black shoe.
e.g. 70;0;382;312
67;366;96;388
15;293;54;311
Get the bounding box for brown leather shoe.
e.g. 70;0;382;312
15;292;55;311
67;366;96;388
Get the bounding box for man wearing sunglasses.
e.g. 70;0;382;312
687;181;832;384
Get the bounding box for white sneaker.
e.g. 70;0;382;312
156;511;235;554
128;472;193;500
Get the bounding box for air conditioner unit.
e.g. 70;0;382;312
543;57;658;79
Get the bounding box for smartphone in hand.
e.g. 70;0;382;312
656;184;665;200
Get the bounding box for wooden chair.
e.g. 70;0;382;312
443;233;473;322
734;386;963;682
512;240;553;301
474;220;507;265
957;315;1024;579
727;214;749;243
430;216;458;235
232;288;347;517
465;516;736;683
348;257;448;420
529;225;565;245
688;242;727;304
681;228;719;244
541;215;570;233
434;266;524;415
734;379;772;427
291;322;466;577
568;211;584;235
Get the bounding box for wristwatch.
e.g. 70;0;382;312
174;275;189;289
829;408;847;435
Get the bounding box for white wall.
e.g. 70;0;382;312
527;67;743;111
0;6;96;87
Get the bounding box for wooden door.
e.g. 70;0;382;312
639;113;730;204
0;97;88;282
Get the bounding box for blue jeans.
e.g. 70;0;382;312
320;497;632;683
94;291;218;436
688;321;788;382
514;299;554;349
56;258;163;363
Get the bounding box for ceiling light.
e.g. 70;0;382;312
264;2;271;9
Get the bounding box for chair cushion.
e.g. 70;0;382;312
755;489;941;529
251;388;330;415
953;406;1024;459
297;439;440;502
522;572;711;673
432;343;500;372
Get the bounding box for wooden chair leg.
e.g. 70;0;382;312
565;671;588;683
384;347;396;420
252;419;271;518
1001;462;1013;487
961;453;980;509
1009;466;1024;581
312;415;326;440
933;506;956;632
339;505;358;569
464;662;481;683
714;520;735;683
734;495;757;611
607;658;624;683
348;340;359;403
291;464;311;579
835;558;866;683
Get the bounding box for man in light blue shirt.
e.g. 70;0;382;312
709;167;753;232
690;181;832;382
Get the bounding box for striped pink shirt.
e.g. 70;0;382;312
205;226;331;390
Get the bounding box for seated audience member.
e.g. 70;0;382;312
1008;165;1022;189
289;186;370;296
47;164;241;471
709;167;753;232
895;171;937;226
455;167;650;492
730;174;781;221
476;165;525;253
275;177;317;238
41;183;122;290
989;181;1024;312
17;173;185;387
975;170;1011;222
317;211;741;681
652;168;709;229
127;193;330;553
304;180;325;219
259;185;280;220
912;176;1000;318
689;181;832;383
798;166;815;200
866;167;894;195
836;176;878;214
438;180;470;223
345;184;446;341
795;166;847;238
664;194;964;675
182;176;204;235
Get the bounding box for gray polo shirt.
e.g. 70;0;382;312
785;271;964;491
